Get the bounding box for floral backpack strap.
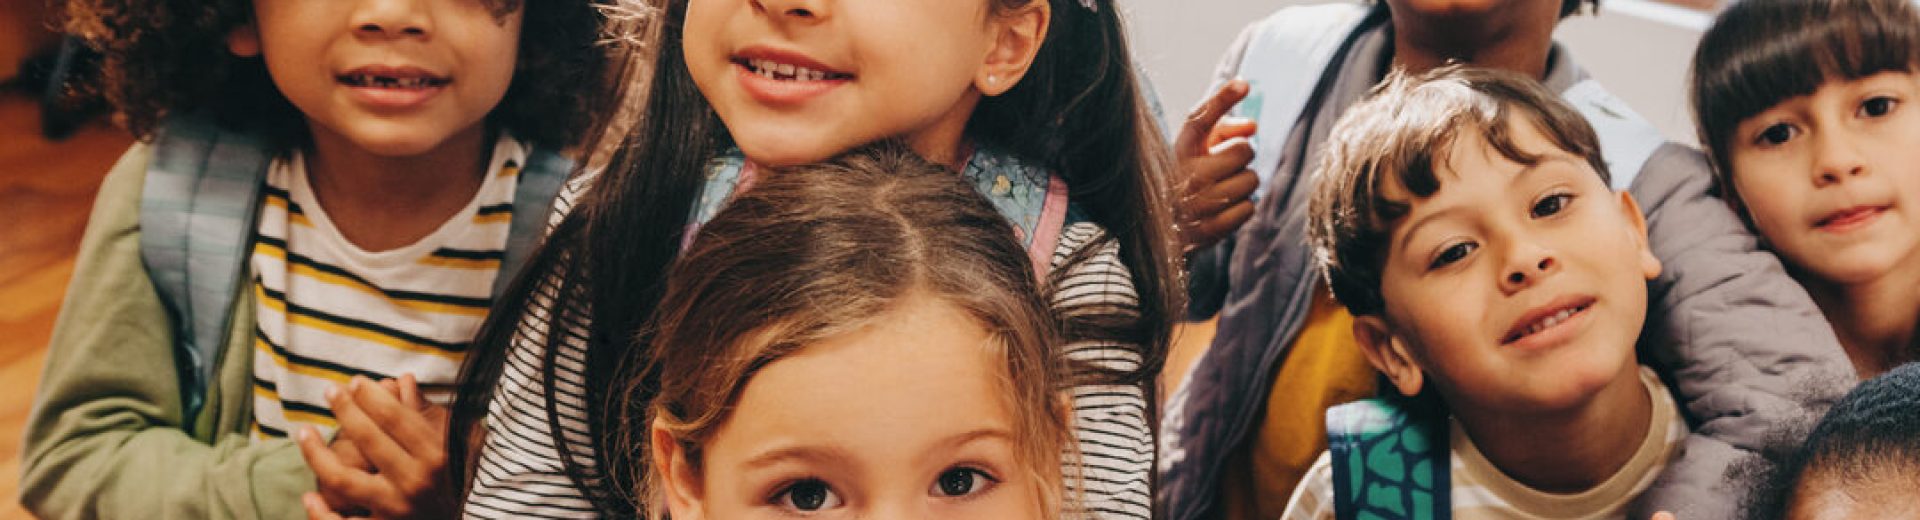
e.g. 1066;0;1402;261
1326;397;1452;520
963;148;1070;280
685;152;753;249
691;148;1071;280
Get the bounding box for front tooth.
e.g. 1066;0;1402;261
775;63;795;77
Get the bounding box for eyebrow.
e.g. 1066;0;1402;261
744;444;858;470
1394;155;1581;255
741;429;1018;469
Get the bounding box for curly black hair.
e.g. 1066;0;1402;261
1741;363;1920;519
58;0;614;151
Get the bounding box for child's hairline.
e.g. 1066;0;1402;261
1315;74;1612;321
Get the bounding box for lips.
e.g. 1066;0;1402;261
1501;295;1596;346
1814;204;1889;233
738;58;852;81
728;47;852;106
336;65;451;110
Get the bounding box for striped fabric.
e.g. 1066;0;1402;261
249;135;528;440
462;178;1155;520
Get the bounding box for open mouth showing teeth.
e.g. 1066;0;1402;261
338;74;451;89
1503;304;1589;344
738;58;851;81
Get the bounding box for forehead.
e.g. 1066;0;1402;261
1385;116;1578;213
708;296;1016;464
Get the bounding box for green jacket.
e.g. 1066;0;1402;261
20;143;313;520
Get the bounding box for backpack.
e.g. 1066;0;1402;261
140;114;570;423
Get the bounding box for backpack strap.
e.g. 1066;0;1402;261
692;148;1073;279
493;148;572;296
142;115;274;423
1232;3;1385;201
1326;398;1451;520
1562;79;1665;191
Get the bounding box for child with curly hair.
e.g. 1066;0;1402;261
20;0;615;518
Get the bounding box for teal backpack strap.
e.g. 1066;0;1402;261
1562;79;1665;192
141;114;274;423
493;148;572;297
1232;2;1384;201
1326;398;1451;520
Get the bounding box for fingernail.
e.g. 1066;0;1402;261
325;386;340;401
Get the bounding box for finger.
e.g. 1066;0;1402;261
303;492;348;520
346;377;443;459
1652;513;1676;520
331;436;372;473
337;378;447;507
1179;169;1255;220
396;373;424;411
378;378;403;399
1197;168;1259;208
1204;117;1258;149
1178;137;1256;191
299;427;389;511
328;437;372;475
296;427;357;506
1188;199;1256;248
1175;79;1250;157
332;379;427;486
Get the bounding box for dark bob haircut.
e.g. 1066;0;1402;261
1690;0;1920;210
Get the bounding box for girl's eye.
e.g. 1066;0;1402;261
1531;193;1573;218
775;479;843;512
931;467;998;498
1756;123;1795;147
1429;242;1477;270
1861;96;1898;118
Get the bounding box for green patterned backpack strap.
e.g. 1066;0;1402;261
1326;397;1451;520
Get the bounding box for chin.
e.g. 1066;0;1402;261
732;135;847;167
1803;250;1905;287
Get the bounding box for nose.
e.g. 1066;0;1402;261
1811;128;1868;187
1500;240;1559;293
352;0;433;39
752;0;830;22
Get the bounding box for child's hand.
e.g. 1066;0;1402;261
1651;512;1677;520
296;374;455;519
1175;79;1260;253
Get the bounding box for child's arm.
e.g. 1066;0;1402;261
1051;224;1154;520
1626;144;1857;518
1182;24;1260;320
20;144;316;520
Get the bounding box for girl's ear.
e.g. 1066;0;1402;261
652;421;706;520
1616;191;1662;281
975;0;1050;96
227;24;262;58
1352;316;1424;397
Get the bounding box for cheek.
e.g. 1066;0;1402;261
1730;170;1803;238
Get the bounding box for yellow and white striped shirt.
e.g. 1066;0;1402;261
249;134;526;440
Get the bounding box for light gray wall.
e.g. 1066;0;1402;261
1122;0;1711;144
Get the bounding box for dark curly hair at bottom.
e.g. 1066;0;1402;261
1739;363;1920;519
58;0;614;151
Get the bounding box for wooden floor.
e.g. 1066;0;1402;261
0;88;130;520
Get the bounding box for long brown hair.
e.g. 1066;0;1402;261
450;0;1179;513
614;142;1073;517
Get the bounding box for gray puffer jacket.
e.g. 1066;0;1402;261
1161;5;1857;519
